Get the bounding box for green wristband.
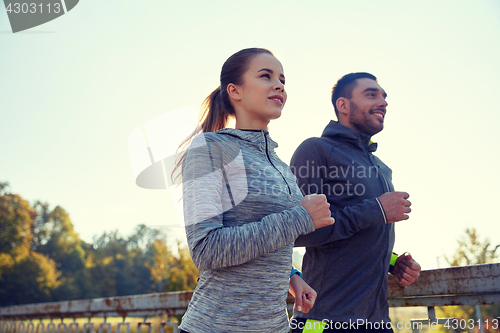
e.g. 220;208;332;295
389;253;398;274
302;319;326;333
390;253;398;266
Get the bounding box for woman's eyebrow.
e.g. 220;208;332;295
258;68;285;79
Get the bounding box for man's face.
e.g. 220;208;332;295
345;78;388;136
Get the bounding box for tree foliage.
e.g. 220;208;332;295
0;182;199;306
0;183;61;305
445;228;499;267
162;242;199;292
0;252;61;304
437;228;500;333
0;185;35;260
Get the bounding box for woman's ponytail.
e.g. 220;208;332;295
201;86;230;133
171;86;231;183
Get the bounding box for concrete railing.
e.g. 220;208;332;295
388;263;500;307
388;263;500;333
1;263;499;333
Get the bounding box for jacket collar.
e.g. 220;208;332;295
322;120;378;152
215;128;278;149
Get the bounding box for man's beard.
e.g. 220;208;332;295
349;101;384;136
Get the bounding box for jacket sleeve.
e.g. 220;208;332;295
290;139;386;248
182;134;315;272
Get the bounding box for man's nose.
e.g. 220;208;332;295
379;97;388;107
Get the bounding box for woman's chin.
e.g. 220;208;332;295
269;109;283;120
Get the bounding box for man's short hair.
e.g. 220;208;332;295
331;72;377;118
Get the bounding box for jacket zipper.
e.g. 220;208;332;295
366;149;391;193
263;131;291;195
366;148;392;321
378;166;391;192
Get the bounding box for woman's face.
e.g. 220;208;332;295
231;53;287;129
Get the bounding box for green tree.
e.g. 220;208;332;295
0;183;62;306
0;183;34;261
437;228;500;333
445;228;499;266
86;225;168;297
0;252;61;305
34;204;86;269
1;181;200;305
33;203;89;300
163;242;199;292
145;240;171;291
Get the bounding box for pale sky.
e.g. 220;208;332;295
1;0;499;270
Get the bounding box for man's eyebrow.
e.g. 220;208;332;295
363;87;387;98
258;68;285;79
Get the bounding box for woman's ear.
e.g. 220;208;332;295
227;83;242;102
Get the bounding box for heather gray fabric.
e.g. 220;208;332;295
291;121;395;324
179;128;315;333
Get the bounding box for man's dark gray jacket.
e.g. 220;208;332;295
291;120;395;323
